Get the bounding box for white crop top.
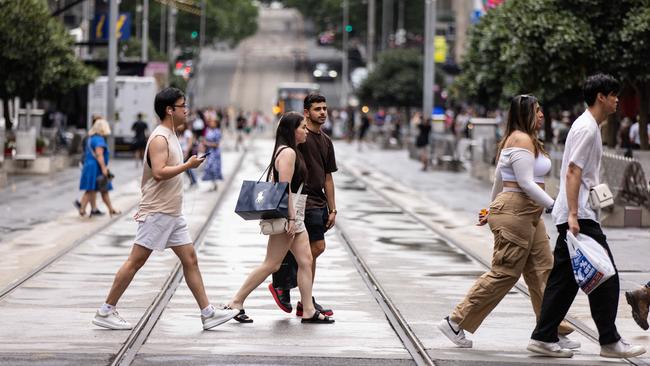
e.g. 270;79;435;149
499;148;551;183
490;147;554;209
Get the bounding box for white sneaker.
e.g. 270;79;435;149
600;339;646;358
558;334;581;349
92;309;132;330
202;305;239;330
527;339;573;358
437;316;472;348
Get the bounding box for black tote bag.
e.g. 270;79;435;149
235;147;291;220
234;180;289;220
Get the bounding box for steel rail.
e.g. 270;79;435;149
110;149;247;366
341;162;645;366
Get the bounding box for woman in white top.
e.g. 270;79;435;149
438;95;577;349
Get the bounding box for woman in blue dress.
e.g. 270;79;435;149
201;117;223;191
77;119;120;216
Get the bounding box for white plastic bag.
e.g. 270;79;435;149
566;231;616;294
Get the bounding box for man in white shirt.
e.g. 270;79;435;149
528;74;646;359
629;120;650;149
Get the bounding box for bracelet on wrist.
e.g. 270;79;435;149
288;218;295;221
329;209;337;215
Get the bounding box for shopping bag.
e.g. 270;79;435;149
234;180;289;220
566;231;616;294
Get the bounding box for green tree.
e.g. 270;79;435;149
281;0;425;49
136;0;258;55
358;49;422;109
455;1;593;109
455;0;650;148
0;0;97;129
620;0;650;150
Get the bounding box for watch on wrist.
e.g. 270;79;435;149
329;209;337;215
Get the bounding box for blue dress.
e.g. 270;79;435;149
202;127;223;181
79;135;113;191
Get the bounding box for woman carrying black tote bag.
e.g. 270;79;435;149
227;112;334;324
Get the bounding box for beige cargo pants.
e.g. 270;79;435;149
450;192;573;335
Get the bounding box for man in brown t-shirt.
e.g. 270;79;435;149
269;94;336;317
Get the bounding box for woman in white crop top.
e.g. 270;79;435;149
439;95;578;349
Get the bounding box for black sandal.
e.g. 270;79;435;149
234;309;253;323
301;309;335;324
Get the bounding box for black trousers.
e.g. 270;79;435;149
272;251;298;289
531;219;621;345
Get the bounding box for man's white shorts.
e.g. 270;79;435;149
134;212;192;251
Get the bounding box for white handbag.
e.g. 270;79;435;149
259;183;303;235
259;218;288;235
588;183;614;210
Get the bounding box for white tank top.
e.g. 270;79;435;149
135;125;184;220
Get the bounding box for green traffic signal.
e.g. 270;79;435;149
345;25;352;33
191;31;198;39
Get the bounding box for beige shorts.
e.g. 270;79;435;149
134;212;193;251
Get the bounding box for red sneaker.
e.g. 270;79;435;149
267;283;292;313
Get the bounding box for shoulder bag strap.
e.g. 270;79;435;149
258;146;291;182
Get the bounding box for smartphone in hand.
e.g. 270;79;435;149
199;152;211;159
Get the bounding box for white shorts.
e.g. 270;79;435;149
134;212;193;251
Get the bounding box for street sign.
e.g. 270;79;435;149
434;36;447;63
93;13;131;41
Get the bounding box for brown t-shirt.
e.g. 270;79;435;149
299;129;337;208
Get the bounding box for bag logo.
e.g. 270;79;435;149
256;191;264;204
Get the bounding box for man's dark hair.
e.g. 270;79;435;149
154;87;185;120
303;93;326;111
583;74;620;106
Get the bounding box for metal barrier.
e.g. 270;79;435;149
429;133;463;171
602;151;650;210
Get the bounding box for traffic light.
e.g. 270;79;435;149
191;31;198;39
345;25;352;33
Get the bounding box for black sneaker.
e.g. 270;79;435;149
268;283;292;313
89;208;105;216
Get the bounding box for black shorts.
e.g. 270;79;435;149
132;139;147;150
304;207;329;242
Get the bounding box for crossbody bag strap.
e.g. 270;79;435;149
258;146;291;182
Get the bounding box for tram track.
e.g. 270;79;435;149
110;149;247;366
339;162;646;366
336;223;436;366
0;203;139;302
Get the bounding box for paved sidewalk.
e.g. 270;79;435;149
336;141;650;364
0;150;242;362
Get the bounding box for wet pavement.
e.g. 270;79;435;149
135;140;409;363
0;137;648;366
336;141;650;365
0;149;242;363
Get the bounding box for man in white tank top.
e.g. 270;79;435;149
92;88;237;331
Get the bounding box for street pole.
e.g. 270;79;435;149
341;0;349;108
142;0;149;62
107;0;118;156
381;0;393;51
160;4;166;53
423;0;436;120
168;5;177;64
367;0;375;70
199;0;206;50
